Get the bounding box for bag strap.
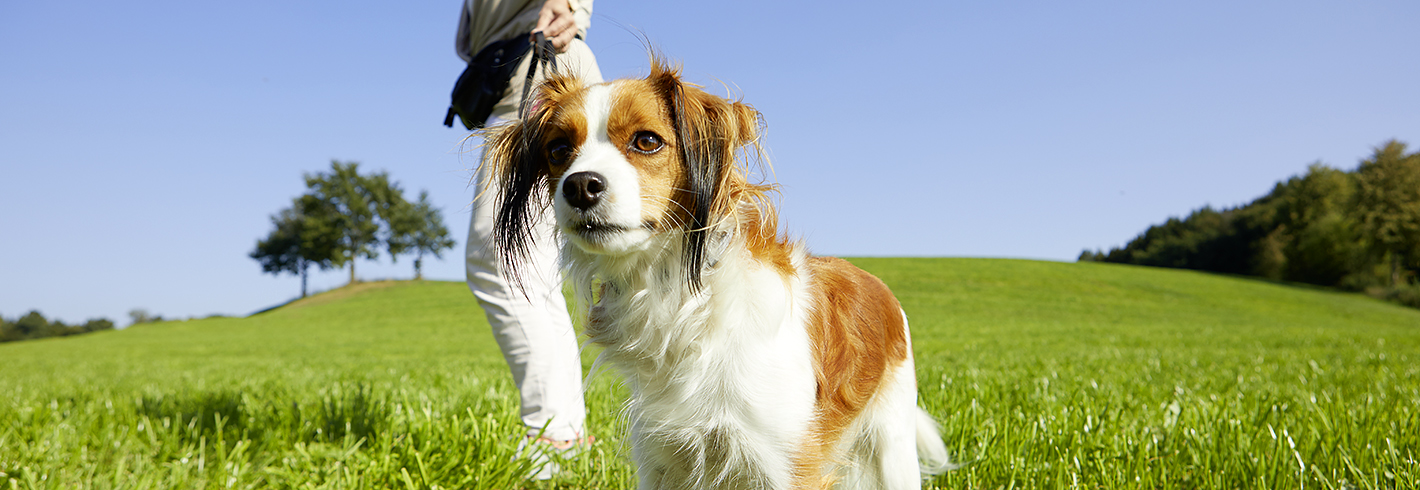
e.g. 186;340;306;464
519;32;559;118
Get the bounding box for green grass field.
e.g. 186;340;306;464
2;259;1417;489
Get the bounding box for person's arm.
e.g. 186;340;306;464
532;0;590;53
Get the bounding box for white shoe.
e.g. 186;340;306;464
516;434;596;480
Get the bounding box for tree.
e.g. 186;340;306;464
1355;140;1420;286
301;161;412;284
252;206;312;296
128;309;164;326
13;311;52;339
250;197;341;297
1274;164;1363;287
395;191;456;280
370;173;415;270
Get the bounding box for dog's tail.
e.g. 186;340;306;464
916;408;957;475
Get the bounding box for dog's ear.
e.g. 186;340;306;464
480;73;588;293
729;100;762;150
648;60;762;292
481;107;551;293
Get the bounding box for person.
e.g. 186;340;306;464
454;0;603;478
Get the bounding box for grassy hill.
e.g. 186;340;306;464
1;259;1416;489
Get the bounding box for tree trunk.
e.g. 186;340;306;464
1393;251;1404;287
415;251;424;281
299;258;308;298
348;243;358;284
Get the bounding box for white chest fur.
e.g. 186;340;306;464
577;240;818;489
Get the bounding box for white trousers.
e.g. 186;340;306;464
465;38;602;441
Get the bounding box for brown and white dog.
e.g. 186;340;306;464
482;58;952;489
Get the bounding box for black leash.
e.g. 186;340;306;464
518;32;559;118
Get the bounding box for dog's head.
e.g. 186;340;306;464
483;59;763;291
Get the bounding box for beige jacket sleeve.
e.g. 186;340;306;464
456;0;593;62
568;0;593;38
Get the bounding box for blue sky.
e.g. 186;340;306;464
3;1;1418;326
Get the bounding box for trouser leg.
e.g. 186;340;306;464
466;163;586;441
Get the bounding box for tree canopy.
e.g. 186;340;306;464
250;199;342;297
400;191;457;280
1355;140;1420;286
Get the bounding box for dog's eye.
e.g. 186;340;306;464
630;132;663;154
547;139;573;166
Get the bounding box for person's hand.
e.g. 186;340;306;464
533;0;577;53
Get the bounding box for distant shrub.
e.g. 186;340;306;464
1372;285;1420;309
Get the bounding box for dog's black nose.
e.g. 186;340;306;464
562;171;606;210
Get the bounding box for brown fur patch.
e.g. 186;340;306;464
737;202;794;277
794;257;909;487
607;80;687;229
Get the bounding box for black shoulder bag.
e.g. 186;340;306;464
444;32;559;130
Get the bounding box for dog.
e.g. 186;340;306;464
482;58;953;489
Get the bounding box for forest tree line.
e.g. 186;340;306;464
0;309;171;344
1081;139;1420;307
1;311;113;343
